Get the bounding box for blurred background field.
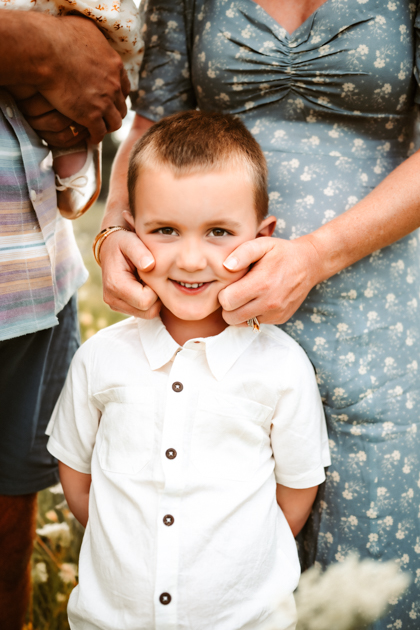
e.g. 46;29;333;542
28;131;128;629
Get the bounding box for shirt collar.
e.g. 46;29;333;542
136;317;260;380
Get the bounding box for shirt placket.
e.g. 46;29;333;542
154;349;193;629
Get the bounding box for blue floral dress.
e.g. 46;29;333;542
133;1;420;627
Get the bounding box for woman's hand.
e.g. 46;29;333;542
218;236;323;326
100;230;161;319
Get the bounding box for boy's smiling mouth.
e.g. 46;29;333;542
170;279;214;294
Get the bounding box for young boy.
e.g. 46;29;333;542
46;111;330;630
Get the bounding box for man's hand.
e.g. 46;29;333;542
4;13;130;145
18;94;90;148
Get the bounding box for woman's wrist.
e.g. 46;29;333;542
101;199;131;232
294;233;330;288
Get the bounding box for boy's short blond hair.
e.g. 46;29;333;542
127;110;269;222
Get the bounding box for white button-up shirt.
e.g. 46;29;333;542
47;317;330;630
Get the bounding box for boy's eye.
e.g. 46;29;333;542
157;227;177;236
209;228;229;237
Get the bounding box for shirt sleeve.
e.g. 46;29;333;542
271;346;331;489
46;340;100;475
131;0;197;121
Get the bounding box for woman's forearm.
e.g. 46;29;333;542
305;148;420;283
102;114;154;230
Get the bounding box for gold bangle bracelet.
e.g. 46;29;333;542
92;226;131;266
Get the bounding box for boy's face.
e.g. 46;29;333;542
125;165;276;322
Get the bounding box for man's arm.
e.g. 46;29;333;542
0;11;130;144
59;461;91;528
276;484;318;537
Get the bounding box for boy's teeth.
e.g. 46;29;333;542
179;282;204;288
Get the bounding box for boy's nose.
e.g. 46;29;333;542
177;240;207;272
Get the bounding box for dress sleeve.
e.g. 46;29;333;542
131;0;197;121
46;341;100;475
271;346;331;489
414;7;420;105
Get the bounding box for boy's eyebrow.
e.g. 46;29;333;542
142;218;244;229
142;220;175;228
204;218;243;230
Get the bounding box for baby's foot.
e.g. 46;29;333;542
54;143;102;220
53;144;88;179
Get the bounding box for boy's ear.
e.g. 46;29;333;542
122;210;135;231
256;215;276;238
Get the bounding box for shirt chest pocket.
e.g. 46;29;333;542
191;390;272;482
93;386;154;475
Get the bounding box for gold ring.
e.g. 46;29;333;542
247;317;260;332
69;125;79;137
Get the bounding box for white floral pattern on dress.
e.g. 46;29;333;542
134;1;420;627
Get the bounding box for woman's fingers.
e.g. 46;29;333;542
100;230;158;317
106;287;162;319
116;229;155;272
219;237;277;316
223;237;276;272
219;237;322;326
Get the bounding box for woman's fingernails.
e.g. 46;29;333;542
224;257;238;270
139;256;154;270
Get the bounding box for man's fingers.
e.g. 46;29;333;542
87;116;108;145
40;125;89;148
113;86;128;120
223;237;276;272
103;106;124;134
26;110;72;133
17;93;54;117
120;69;131;98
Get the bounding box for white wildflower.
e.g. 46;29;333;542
267;556;411;630
36;522;71;548
59;563;78;584
49;483;64;495
32;562;48;584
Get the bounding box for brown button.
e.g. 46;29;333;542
163;514;174;526
165;448;177;460
159;593;171;605
172;381;183;392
